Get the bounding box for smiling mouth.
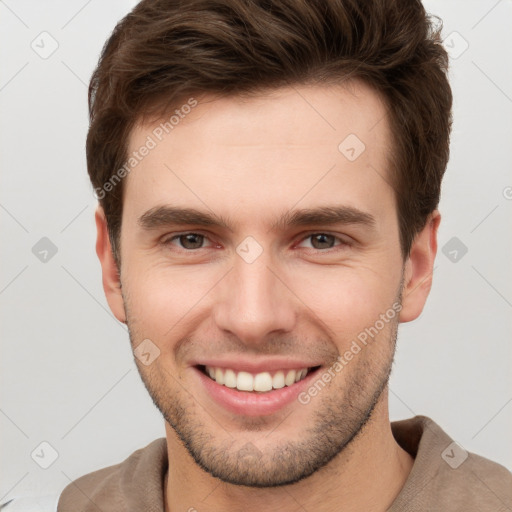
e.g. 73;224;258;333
197;365;322;393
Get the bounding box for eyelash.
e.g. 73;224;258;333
161;231;351;253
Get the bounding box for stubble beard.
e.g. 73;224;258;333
126;313;399;488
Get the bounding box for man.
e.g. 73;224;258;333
56;0;512;510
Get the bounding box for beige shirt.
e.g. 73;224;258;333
57;415;512;511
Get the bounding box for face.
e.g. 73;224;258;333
100;82;423;487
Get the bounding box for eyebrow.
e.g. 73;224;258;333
138;205;376;232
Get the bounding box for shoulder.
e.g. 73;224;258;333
56;437;167;512
432;446;512;508
390;415;512;510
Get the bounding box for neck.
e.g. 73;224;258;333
164;389;414;512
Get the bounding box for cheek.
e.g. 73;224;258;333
124;265;219;336
123;246;401;351
292;264;399;341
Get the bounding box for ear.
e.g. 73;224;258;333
95;206;126;323
399;210;441;323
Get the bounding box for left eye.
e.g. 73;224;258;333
296;233;346;250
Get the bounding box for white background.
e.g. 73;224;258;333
1;0;511;503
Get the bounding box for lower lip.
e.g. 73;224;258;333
195;367;320;416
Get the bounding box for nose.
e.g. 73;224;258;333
213;248;297;346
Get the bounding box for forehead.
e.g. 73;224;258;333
123;82;395;231
134;81;389;148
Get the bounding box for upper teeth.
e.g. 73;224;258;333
205;366;309;392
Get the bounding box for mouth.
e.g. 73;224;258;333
198;364;322;393
192;358;325;416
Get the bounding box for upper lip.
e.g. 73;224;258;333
191;357;323;374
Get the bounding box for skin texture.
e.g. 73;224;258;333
96;82;440;512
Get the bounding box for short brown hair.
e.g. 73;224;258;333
87;0;452;262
